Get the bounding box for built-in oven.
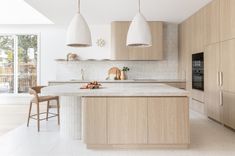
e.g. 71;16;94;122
192;52;204;91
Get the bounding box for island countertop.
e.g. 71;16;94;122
42;83;189;97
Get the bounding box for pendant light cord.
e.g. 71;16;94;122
138;0;141;13
77;0;80;13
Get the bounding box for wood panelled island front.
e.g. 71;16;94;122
83;96;189;149
42;83;189;149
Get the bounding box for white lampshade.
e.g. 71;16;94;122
66;13;92;47
126;12;152;47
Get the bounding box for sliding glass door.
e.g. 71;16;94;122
0;34;39;94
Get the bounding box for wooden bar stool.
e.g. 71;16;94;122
27;86;60;132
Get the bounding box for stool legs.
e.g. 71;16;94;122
27;102;32;127
37;103;40;132
57;99;60;125
46;101;50;121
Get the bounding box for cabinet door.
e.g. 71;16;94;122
191;8;206;52
220;0;235;41
221;39;235;92
205;0;220;45
83;97;107;144
128;22;163;60
223;91;235;129
107;97;147;144
111;21;163;60
204;43;221;122
148;97;189;144
111;22;129;60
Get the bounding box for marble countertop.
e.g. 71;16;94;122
42;83;189;97
49;79;186;84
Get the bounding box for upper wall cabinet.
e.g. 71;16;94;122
191;8;206;53
205;0;220;45
111;21;163;60
220;0;235;41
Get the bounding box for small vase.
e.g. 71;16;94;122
120;71;126;80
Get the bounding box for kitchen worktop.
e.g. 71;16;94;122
42;83;189;97
48;79;186;84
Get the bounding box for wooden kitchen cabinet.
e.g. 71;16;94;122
148;97;189;144
221;39;235;93
191;8;206;53
223;91;235;129
204;43;221;122
83;97;107;144
205;0;220;45
111;21;163;60
220;0;235;41
178;17;193;90
83;96;189;148
107;97;148;144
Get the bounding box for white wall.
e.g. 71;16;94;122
0;24;111;85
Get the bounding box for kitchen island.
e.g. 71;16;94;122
42;83;190;149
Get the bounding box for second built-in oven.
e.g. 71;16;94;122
192;52;204;91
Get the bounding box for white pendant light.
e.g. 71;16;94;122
126;0;152;47
66;0;92;47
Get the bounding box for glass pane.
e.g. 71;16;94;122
18;35;38;93
0;36;14;93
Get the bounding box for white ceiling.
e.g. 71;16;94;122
0;0;53;24
24;0;212;25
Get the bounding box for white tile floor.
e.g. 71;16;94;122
0;111;235;156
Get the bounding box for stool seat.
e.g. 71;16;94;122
31;96;59;103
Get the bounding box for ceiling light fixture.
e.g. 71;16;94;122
126;0;152;47
66;0;92;47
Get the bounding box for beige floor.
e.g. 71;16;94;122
0;109;235;156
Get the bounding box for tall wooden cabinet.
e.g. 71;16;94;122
220;0;235;41
205;0;220;45
204;43;221;122
179;0;235;129
111;21;163;60
221;39;235;129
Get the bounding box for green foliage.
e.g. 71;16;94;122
122;66;130;72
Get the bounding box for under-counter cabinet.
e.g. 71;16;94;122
148;97;189;144
82;97;189;148
111;21;163;60
107;98;147;144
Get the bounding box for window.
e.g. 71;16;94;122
0;34;39;94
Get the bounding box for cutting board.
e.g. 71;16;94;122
108;67;121;80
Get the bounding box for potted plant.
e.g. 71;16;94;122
120;66;130;80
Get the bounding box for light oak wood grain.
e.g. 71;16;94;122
205;0;220;45
191;8;206;53
111;21;163;60
148;97;190;144
83;97;107;144
223;91;235;129
221;39;235;93
204;43;222;122
220;0;235;41
107;97;148;144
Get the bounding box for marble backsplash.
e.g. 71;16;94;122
56;23;179;81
